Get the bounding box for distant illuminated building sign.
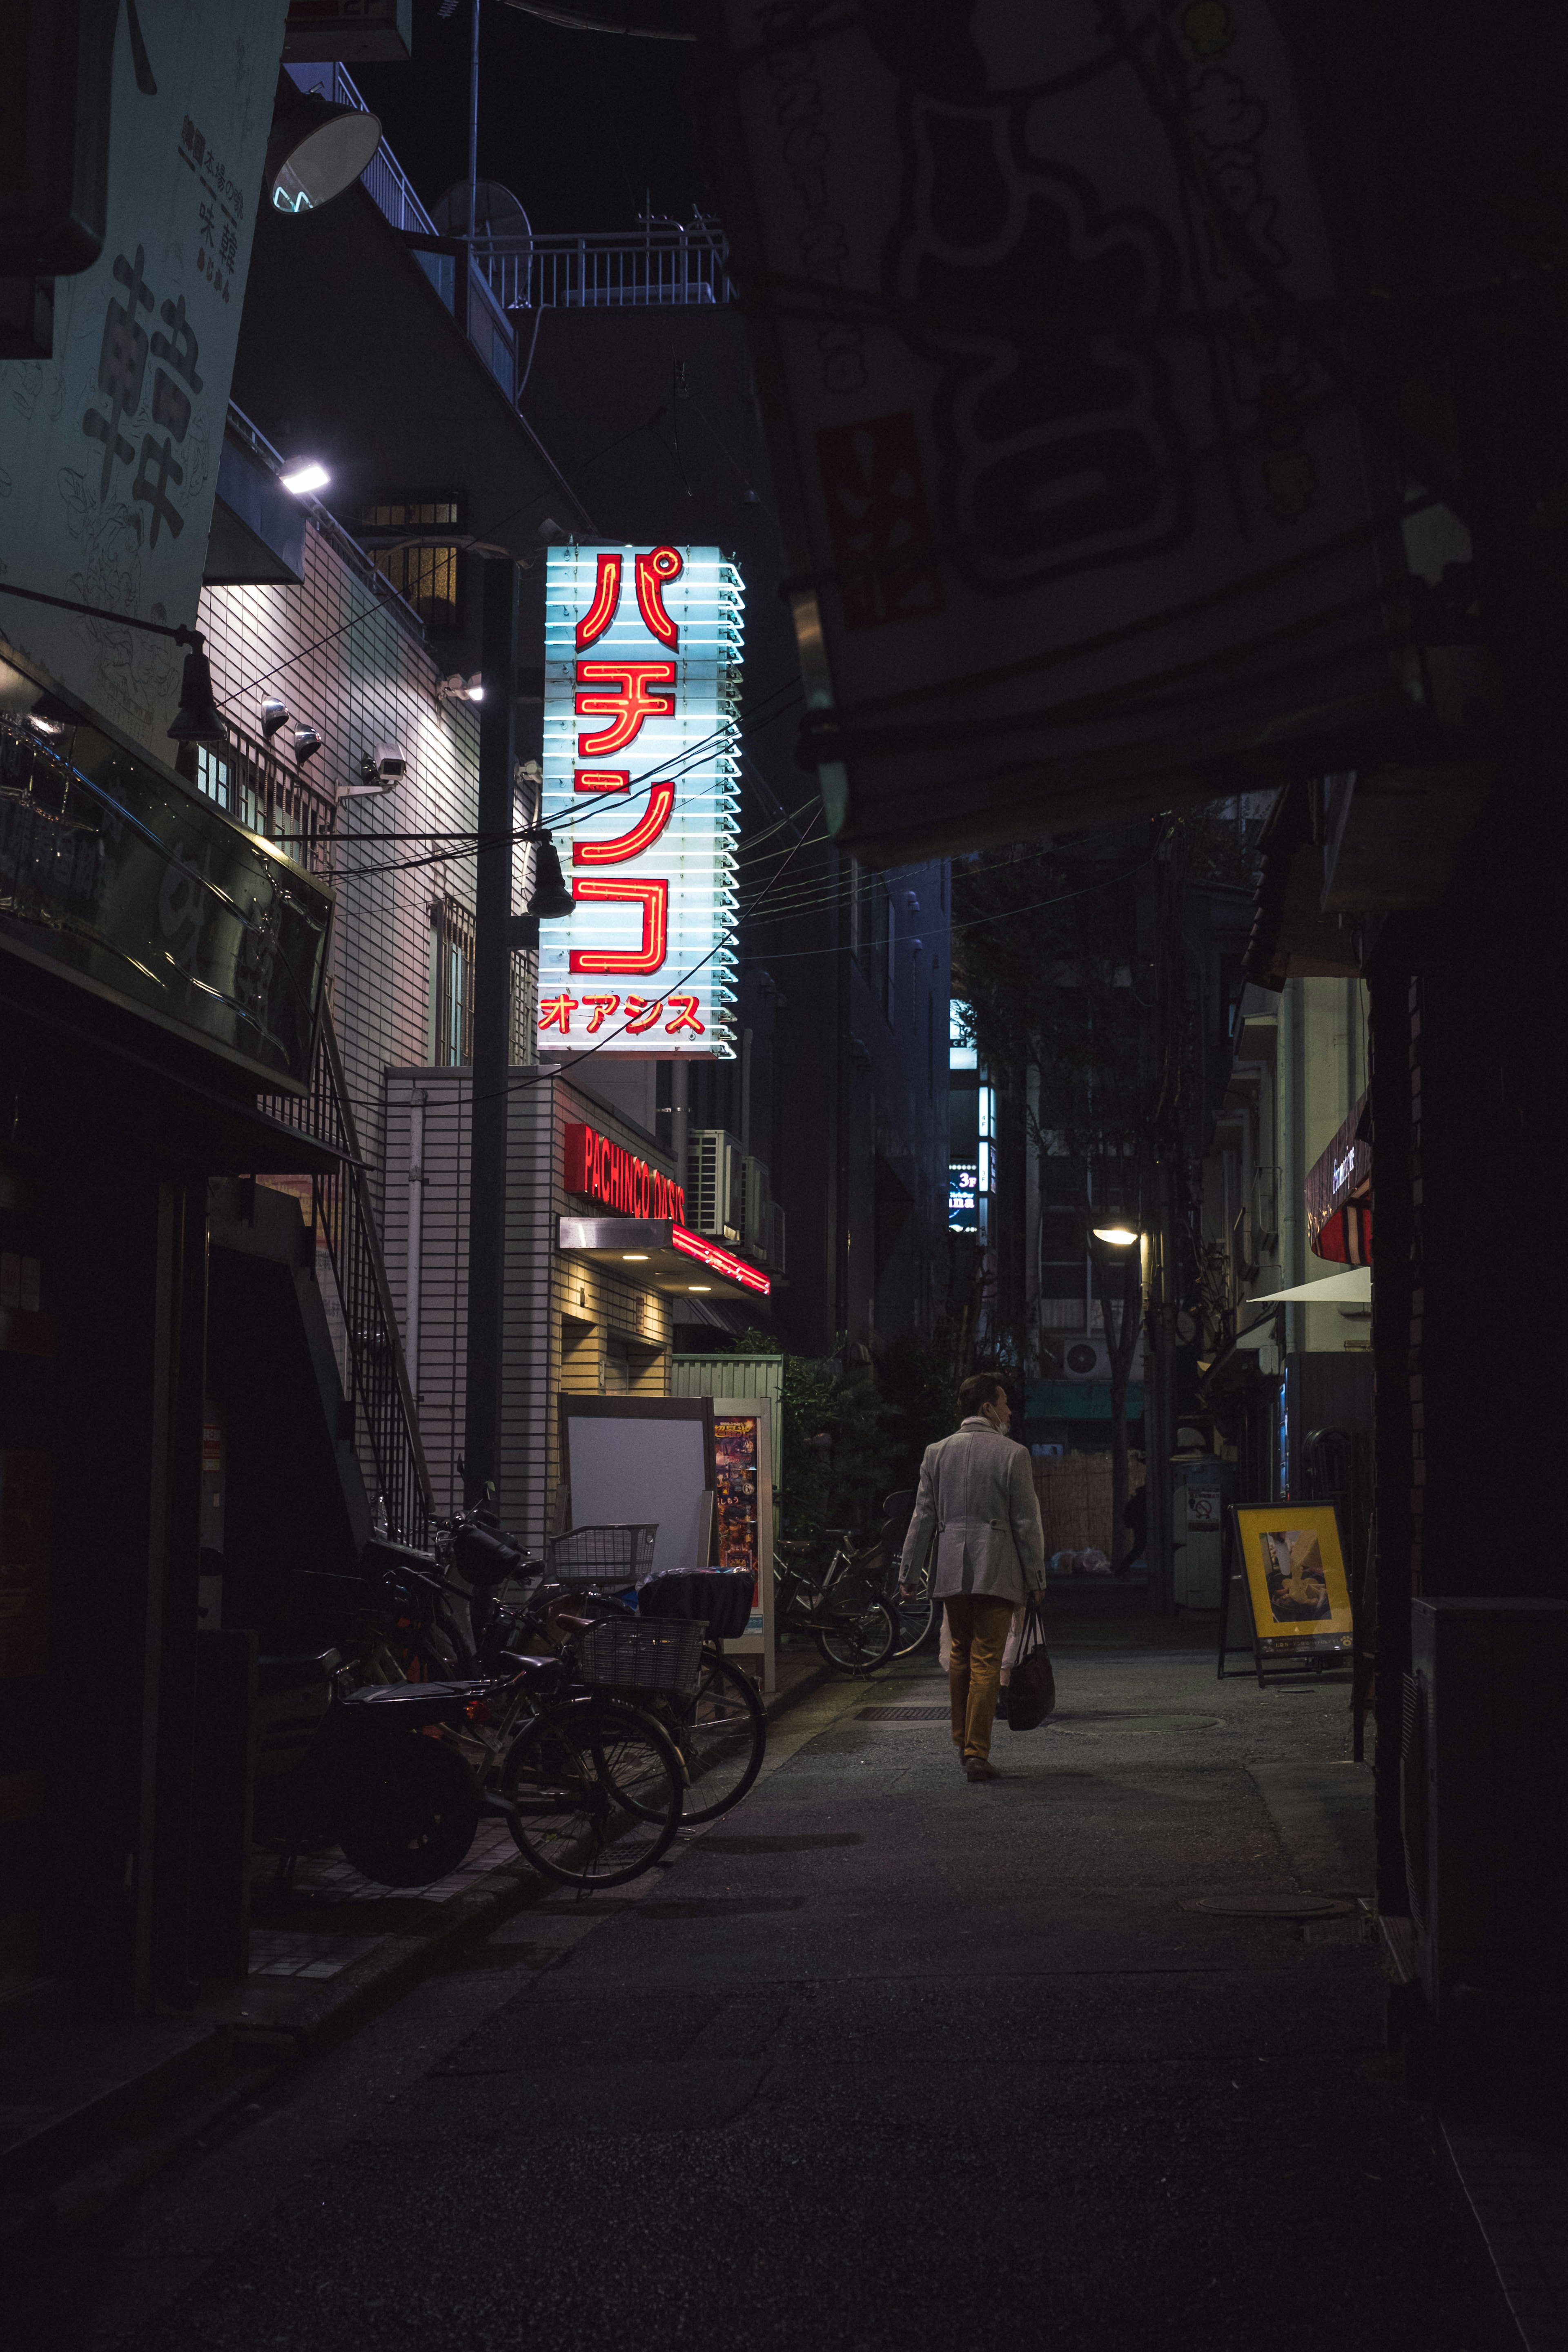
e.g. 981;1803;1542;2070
536;543;742;1059
949;1163;978;1233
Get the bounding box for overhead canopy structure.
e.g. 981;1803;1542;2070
705;4;1482;866
1247;1266;1372;1307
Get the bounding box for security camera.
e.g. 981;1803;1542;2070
360;743;407;786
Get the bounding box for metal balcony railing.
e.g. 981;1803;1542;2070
261;1008;433;1546
483;224;735;311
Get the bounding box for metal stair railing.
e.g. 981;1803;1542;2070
261;1008;433;1545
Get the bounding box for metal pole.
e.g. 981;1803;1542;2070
468;0;481;262
462;557;517;1505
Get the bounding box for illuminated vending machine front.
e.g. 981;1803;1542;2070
537;543;742;1060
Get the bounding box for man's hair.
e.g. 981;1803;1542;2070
958;1372;1007;1417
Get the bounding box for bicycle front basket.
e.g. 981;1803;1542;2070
577;1614;706;1697
546;1524;659;1587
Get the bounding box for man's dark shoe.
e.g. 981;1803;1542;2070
966;1758;1001;1782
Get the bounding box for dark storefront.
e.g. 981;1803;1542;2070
1;646;334;2011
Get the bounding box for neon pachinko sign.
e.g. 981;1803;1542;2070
536;543;742;1059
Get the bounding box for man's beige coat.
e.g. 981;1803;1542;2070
899;1416;1048;1604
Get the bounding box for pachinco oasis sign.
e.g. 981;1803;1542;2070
564;1122;686;1224
537;544;742;1060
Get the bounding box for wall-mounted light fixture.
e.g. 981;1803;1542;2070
438;672;484;707
280;459;330;497
260;697;288;740
292;724;322;765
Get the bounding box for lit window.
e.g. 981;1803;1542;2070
194;746;229;808
361;497;462;633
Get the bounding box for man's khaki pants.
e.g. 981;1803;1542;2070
944;1593;1016;1763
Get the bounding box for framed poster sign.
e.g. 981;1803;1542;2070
1231;1504;1353;1681
712;1401;775;1693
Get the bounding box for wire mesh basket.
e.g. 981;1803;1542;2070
575;1613;707;1697
546;1524;659;1587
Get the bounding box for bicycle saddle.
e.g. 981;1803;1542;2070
362;1535;441;1577
492;1650;568;1692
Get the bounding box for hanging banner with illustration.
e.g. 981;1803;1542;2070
0;0;289;751
704;2;1410;866
536;543;742;1060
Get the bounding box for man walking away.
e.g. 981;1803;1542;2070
899;1375;1047;1782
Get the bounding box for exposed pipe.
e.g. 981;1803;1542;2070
407;1089;427;1408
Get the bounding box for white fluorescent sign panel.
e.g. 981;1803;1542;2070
537;543;741;1060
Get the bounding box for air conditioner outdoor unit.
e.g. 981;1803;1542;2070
687;1129;742;1243
1402;1598;1568;2029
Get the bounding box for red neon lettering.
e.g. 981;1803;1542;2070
575;768;630;795
664;994;705;1036
575;552;622;650
634;545;684;646
539;991;579;1034
622;996;664;1036
565;1120;679;1223
581;993;620;1033
574;782;675;867
670;1223;771;1295
575;660;676;757
563;1124;592;1190
569;878;668;975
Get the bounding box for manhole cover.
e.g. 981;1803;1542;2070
693;1833;863;1853
1180;1894;1356;1920
857;1705;950;1723
1055;1712;1226;1733
639;1896;806;1919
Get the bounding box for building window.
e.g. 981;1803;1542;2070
1038;1206;1088;1334
194;745;230;809
361;496;462;633
430;896;475;1065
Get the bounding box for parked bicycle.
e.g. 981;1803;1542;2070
275;1524;691;1890
491;1527;768;1826
774;1530;898;1673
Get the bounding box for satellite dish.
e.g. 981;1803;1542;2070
431;180;532;252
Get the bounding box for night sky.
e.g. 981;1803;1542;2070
349;0;715;236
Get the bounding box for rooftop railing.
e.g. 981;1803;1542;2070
483;224;735;312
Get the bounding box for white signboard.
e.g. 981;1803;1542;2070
0;0;287;749
537;543;742;1060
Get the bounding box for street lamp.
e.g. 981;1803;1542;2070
1091;1223;1142;1261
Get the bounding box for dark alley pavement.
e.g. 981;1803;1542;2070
22;1634;1516;2352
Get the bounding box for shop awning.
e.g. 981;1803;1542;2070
558;1218;771;1306
1246;1267;1372;1309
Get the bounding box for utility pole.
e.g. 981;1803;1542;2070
463;556;517;1506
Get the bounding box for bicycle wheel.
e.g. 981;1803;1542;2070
814;1597;898;1675
336;1737;479;1888
890;1583;938;1659
500;1700;681;1889
669;1652;767;1824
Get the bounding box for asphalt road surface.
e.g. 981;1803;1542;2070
24;1637;1516;2352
